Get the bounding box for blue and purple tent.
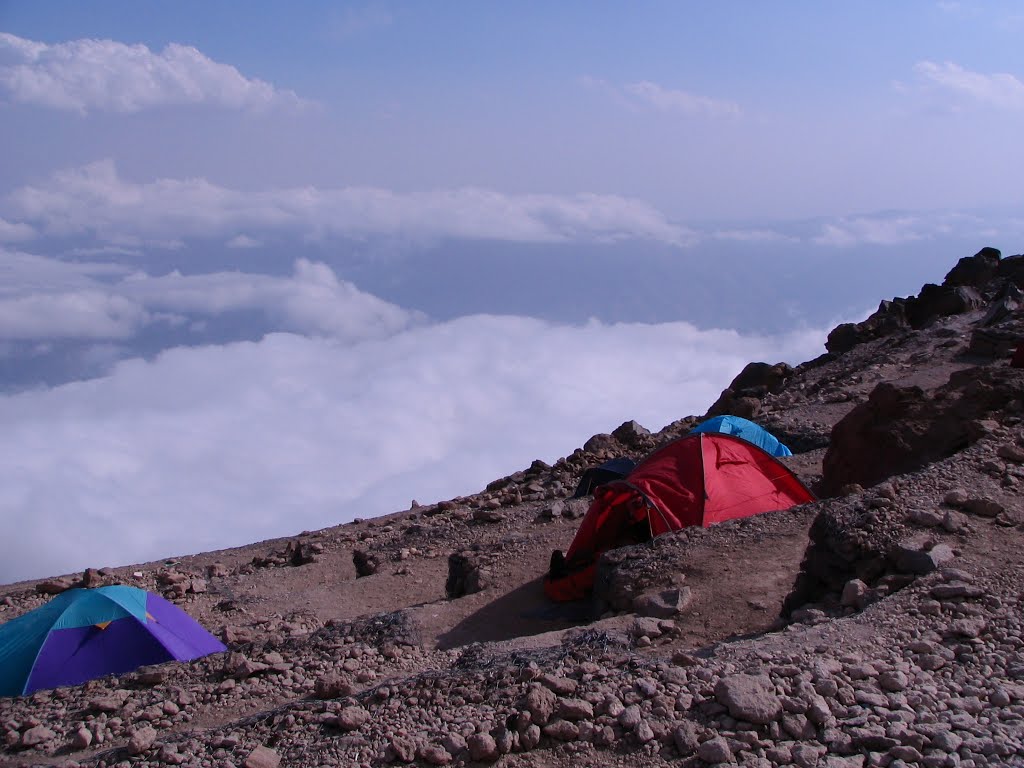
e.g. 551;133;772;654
0;585;226;697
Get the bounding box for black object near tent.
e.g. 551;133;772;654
572;457;636;498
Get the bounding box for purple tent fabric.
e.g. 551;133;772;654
27;619;169;692
1;586;226;696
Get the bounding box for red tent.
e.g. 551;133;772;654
545;432;815;601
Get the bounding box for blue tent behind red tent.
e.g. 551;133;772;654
690;415;792;457
546;433;814;601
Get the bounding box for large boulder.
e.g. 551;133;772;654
942;246;1001;288
826;300;910;355
705;361;793;417
905;284;984;328
821;367;1024;495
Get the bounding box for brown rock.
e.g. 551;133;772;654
243;746;281;768
715;674;783;724
336;706;369;731
35;577;74;595
467;732;499;762
127;726;157;756
20;725;56;747
418;744;452;765
388;736;416;762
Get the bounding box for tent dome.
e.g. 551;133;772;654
0;585;225;697
690;415;793;457
545;433;814;601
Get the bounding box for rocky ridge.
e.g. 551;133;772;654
1;247;1024;768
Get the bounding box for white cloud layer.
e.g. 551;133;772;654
0;217;34;242
0;250;417;342
810;210;998;247
0;32;302;113
914;60;1024;110
0;313;827;584
5;160;692;245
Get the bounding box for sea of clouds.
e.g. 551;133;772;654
0;250;830;584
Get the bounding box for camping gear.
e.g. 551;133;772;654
572;457;637;498
0;585;226;697
690;415;793;457
545;433;815;601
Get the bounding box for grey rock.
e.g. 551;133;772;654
20;725;56;747
697;736;734;763
633;586;693;618
467;732;498;762
336;706;369;731
715;673;783;724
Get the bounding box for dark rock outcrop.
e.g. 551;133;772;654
821;366;1024;495
705;361;793;418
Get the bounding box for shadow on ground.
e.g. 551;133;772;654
436;577;593;650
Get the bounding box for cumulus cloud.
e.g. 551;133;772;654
5;160;691;245
0;250;417;342
0;217;34;242
914;60;1024;110
623;80;742;118
711;228;796;243
0;32;303;113
226;234;262;249
0;313;827;583
584;76;741;118
810;210;1009;247
813;215;928;247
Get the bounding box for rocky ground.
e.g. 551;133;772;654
2;247;1024;768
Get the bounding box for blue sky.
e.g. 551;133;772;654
0;1;1021;582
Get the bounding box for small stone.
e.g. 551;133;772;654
127;727;157;756
467;732;498;762
522;684;557;725
618;704;643;729
542;719;579;741
697;736;733;763
419;744;453;765
557;698;594;720
243;746;281;768
909;509;943;527
878;670;907;692
893;538;955;574
673;721;701;755
388;736;416;763
72;727;93;749
630;617;662;638
997;443;1024;463
962;497;1004;517
520;724;541;750
944;489;969;507
633;586;693;618
841;579;868;607
715;674;783;724
21;725;56;747
35;577;75;595
88;696;123;713
336;706;369;731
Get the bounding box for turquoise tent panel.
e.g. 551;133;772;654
690;415;793;457
0;586;225;697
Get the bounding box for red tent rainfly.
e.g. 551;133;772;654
545;433;815;602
